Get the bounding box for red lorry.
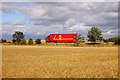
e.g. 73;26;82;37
45;33;77;43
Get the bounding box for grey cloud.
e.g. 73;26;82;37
1;3;16;14
2;2;118;39
2;24;64;36
1;0;119;2
2;19;26;25
2;2;118;26
32;2;118;27
63;19;76;28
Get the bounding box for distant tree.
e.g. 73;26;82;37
0;39;1;43
12;39;17;45
12;31;25;45
106;36;120;45
115;36;120;45
28;38;33;45
75;33;82;46
87;27;103;43
1;39;6;43
35;38;41;44
20;40;27;45
103;38;109;42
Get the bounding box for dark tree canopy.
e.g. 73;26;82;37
28;38;33;45
115;36;120;45
20;40;27;45
1;39;6;43
87;27;103;43
12;31;25;44
104;36;120;45
35;38;41;44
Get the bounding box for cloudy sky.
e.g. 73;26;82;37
1;2;118;40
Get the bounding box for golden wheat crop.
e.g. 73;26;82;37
2;45;118;78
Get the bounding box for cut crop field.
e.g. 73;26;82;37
2;46;118;78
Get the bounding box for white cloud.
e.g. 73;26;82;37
102;29;118;36
2;19;26;25
2;26;26;35
1;2;118;39
35;32;41;35
68;24;91;32
30;7;52;20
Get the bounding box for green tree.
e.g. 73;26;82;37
1;39;6;43
12;31;25;45
20;40;27;45
35;38;41;45
12;39;17;45
87;27;103;43
28;38;33;45
115;36;120;45
75;33;82;46
106;36;120;45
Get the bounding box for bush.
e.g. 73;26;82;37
28;38;33;45
106;36;120;45
20;40;27;45
1;39;6;43
115;36;120;45
35;38;41;45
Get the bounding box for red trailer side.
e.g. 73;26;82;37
45;35;50;42
45;34;77;43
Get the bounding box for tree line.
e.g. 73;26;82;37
11;31;42;45
1;31;41;45
75;27;120;45
0;27;120;45
103;36;120;45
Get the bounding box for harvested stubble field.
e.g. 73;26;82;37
2;45;118;78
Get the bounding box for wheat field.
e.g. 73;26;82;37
2;45;118;78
